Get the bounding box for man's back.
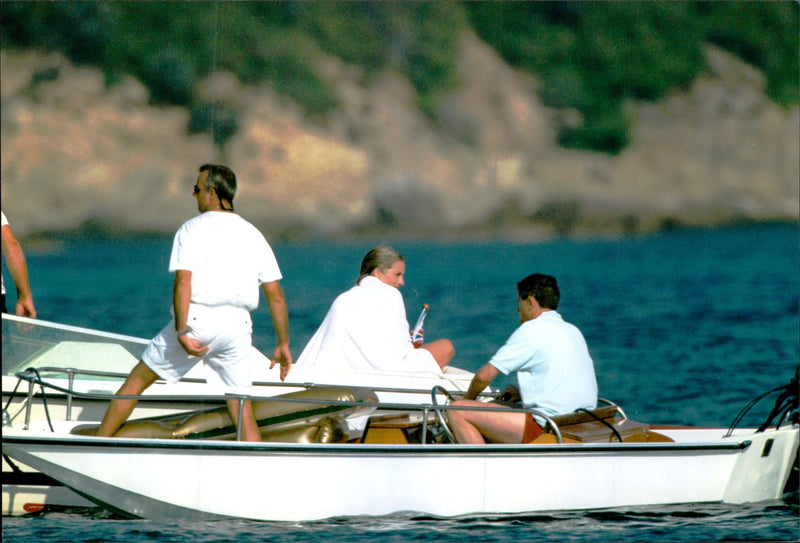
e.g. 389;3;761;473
493;311;598;416
170;211;281;311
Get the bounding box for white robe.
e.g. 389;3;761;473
297;276;441;374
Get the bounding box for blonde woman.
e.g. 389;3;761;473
298;246;454;373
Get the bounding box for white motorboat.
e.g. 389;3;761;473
3;367;798;521
1;313;480;515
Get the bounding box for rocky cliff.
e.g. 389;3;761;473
2;32;798;240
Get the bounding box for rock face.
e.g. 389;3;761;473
1;33;797;240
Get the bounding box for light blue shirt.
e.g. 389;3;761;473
489;311;598;417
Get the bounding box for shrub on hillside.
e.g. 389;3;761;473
465;1;797;153
189;103;239;149
700;1;799;107
143;47;196;106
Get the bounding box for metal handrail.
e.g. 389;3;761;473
598;397;627;420
5;366;497;435
7;370;568;440
8;370;502;413
6;365;498;399
9;370;625;447
533;410;563;443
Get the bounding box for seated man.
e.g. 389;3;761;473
448;273;597;444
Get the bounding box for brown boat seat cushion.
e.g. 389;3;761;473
71;386;377;442
530;405;674;443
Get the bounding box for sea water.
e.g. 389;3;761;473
2;223;799;542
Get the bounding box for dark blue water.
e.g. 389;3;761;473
3;223;799;541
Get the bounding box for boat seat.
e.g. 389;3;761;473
530;405;674;444
361;413;437;444
72;386;377;443
360;405;674;445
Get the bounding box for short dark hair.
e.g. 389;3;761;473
199;164;236;210
357;246;403;284
517;273;560;310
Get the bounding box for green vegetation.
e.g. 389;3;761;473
465;1;798;153
1;1;797;154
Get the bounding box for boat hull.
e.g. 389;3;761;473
3;425;797;521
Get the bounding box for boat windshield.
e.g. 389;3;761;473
2;314;148;381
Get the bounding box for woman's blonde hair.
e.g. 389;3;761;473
357;245;403;284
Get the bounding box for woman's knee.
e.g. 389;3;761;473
441;339;455;361
426;339;455;367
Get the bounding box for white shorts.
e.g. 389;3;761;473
142;304;254;392
403;347;442;374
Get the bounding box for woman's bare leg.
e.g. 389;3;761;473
421;339;455;369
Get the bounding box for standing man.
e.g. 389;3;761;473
448;273;597;444
97;164;292;441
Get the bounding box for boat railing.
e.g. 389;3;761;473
598;397;627;421
428;384;564;443
4;365;498;424
5;368;594;444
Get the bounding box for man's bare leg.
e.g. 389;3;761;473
447;400;527;444
96;361;159;437
227;398;261;442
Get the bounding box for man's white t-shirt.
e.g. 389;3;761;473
169;211;282;311
489;310;598;417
